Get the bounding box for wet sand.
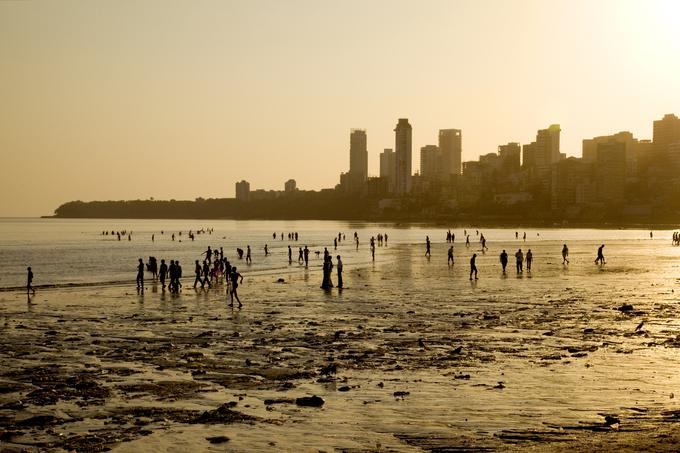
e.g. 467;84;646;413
3;239;680;451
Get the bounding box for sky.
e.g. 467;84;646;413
1;0;679;217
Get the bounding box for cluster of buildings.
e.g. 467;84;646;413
235;113;680;216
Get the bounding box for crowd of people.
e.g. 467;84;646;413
25;228;665;303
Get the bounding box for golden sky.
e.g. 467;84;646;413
1;0;679;216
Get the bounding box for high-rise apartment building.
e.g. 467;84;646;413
346;129;368;192
653;114;680;160
235;180;250;201
498;142;521;173
420;145;440;179
394;119;412;195
379;148;396;192
438;129;462;177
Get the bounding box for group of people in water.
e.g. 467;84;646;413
26;226;666;302
134;246;244;307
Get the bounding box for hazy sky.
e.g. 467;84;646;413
1;0;679;216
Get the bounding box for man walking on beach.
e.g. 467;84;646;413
336;255;343;288
229;266;244;308
595;244;605;265
469;253;478;280
448;246;454;266
425;236;431;257
159;259;168;289
499;250;508;273
562;244;569;265
136;258;144;293
515;249;524;273
27;267;35;296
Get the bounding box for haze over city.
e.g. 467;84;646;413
1;0;680;216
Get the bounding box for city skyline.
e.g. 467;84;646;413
2;0;680;216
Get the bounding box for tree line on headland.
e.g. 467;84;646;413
50;191;680;226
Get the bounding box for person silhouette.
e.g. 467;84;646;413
136;258;144;292
562;244;569;265
229;267;244;308
595;244;605;265
515;249;523;273
526;249;533;271
336;255;343;288
448;246;454;265
26;267;35;296
499;250;508;273
469;254;478;280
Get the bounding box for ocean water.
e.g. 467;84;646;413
0;218;672;289
3;218;680;450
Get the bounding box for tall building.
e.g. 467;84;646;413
535;124;561;170
582;131;639;176
653;114;680;153
394;118;412;195
420;145;440;179
498;142;521;173
348;129;368;191
522;142;536;170
379;148;396;193
596;141;626;204
438;129;462;177
284;179;297;192
235;180;250;201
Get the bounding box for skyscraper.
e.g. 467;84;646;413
394;119;412;195
379;148;396;193
438;129;462;178
420;145;440;179
498;142;521;173
235;180;250;201
653;113;680;157
349;129;368;188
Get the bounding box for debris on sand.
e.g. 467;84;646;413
618;304;634;313
195;403;259;424
295;395;325;407
393;391;410;399
206;435;230;444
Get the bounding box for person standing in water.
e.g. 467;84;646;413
515;249;524;273
469;254;478;280
136;258;145;292
499;250;508;273
595;244;605;265
562;244;569;265
526;249;533;271
229;267;244;308
159;259;168;290
466;235;470;247
193;260;202;289
448;246;454;266
246;245;252;264
288;245;292;263
304;246;310;267
27;267;35;296
336;255;343;288
425;236;431;257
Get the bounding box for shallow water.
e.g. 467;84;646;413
2;220;680;451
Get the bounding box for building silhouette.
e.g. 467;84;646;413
379;148;396;193
284;179;297;192
498;142;521;173
235;180;250;201
348;129;368;191
394;118;412;195
420;145;440;180
439;129;462;178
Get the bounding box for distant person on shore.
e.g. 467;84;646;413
523;232;526;241
288;245;292;263
321;255;334;289
499;250;508;273
237;248;244;259
136;258;144;292
202;260;212;288
425;236;431;257
246;245;252;264
562;244;569;265
298;247;304;263
515;249;524;273
650;231;653;239
469;254;478;280
448;246;454;266
175;260;183;292
159;259;168;289
466;235;470;247
27;267;35;296
336;255;343;288
384;233;387;244
264;244;269;256
526;249;533;271
168;260;176;292
193;260;202;289
304;246;310;267
229;267;244;308
515;231;518;239
334;237;338;250
595;244;605;265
